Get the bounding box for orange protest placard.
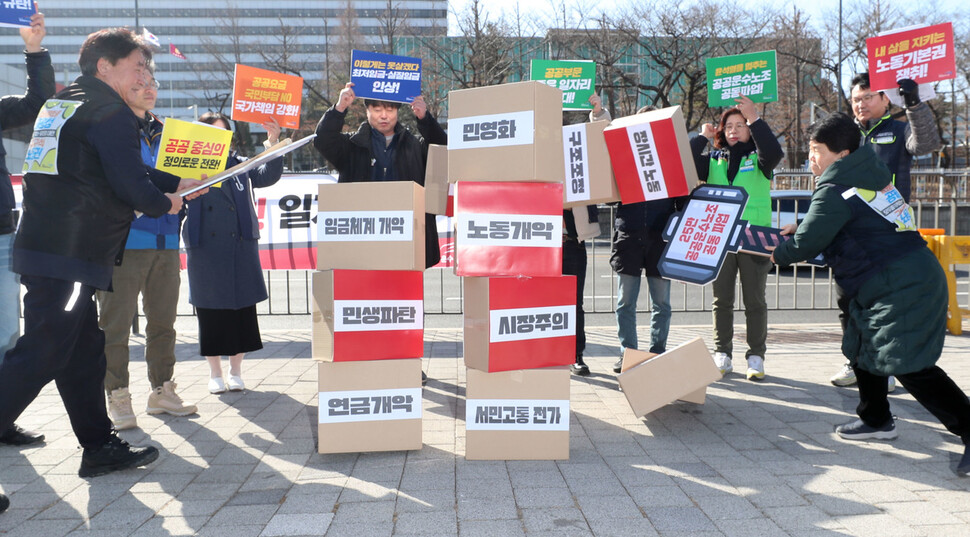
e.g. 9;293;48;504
231;64;303;129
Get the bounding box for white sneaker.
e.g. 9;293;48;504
887;375;897;393
227;375;245;392
107;388;137;430
147;381;198;417
830;362;857;387
713;352;733;375
746;355;765;381
208;376;226;394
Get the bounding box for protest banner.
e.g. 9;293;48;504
22;100;83;175
705;50;777;107
231;64;303;129
530;59;596;110
658;185;748;286
350;49;422;104
0;1;34;28
155;118;232;181
866;22;955;92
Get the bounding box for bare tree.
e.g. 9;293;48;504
375;0;410;55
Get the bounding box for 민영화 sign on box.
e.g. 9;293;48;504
705;50;777;107
349;49;422;104
231;64;303;129
463;275;576;373
617;338;721;417
318;358;423;454
447;81;564;183
658;185;748;286
866;22;955;92
316;181;425;271
465;366;570;460
311;269;424;362
154;118;232;180
453;181;563;277
530;59;596;110
561;120;620;208
603;105;698;204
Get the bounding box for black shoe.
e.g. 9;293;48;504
958;444;970;477
421;371;427;386
570;357;589;377
0;493;8;513
613;357;624;374
78;432;159;478
0;424;45;446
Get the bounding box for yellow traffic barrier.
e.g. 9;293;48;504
929;234;970;335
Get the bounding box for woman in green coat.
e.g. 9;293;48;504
770;112;970;477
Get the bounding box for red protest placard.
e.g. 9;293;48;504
231;64;303;129
866;22;955;92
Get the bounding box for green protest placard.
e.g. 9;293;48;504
705;50;777;107
530;59;596;110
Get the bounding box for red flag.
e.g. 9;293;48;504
169;43;187;61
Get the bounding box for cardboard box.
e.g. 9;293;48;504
318;359;422;454
453;181;563;277
311;269;424;362
562;120;620;208
316;181;425;270
447;81;564;183
617;337;721;417
424;144;449;215
463;275;576;372
603;105;698;204
465;366;570;460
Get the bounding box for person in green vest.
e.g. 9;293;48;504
690;95;783;380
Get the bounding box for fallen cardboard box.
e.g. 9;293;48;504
318;359;423;454
316;181;425;270
617;337;721;417
448;81;564;183
465;367;570;460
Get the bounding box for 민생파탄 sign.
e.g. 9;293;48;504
0;0;34;28
705;50;777;107
529;59;596;110
865;22;955;92
350;49;422;104
231;64;303;129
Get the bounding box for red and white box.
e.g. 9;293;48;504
603;105;698;204
311;270;424;362
453;181;563;277
463;275;576;373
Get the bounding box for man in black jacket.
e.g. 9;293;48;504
314;82;447;268
0;8;53;456
0;29;205;496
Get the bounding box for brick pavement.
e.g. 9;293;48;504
1;321;969;536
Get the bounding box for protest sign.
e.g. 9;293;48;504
22;100;83;175
231;64;303;129
155;118;232;181
0;1;34;28
350;49;422;104
866;22;955;92
530;59;595;110
705;50;777;107
658;185;748;286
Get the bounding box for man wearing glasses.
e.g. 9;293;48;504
829;74;941;390
96;69;197;433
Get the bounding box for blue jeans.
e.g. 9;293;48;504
616;273;671;354
0;232;20;356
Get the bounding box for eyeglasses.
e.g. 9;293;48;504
851;92;880;105
136;78;160;91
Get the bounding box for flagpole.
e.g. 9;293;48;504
134;0;139;31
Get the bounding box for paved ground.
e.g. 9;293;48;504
1;318;969;537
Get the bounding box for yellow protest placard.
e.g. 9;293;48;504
155;118;233;182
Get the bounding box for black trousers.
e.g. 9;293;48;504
562;239;587;359
0;275;112;448
855;365;970;445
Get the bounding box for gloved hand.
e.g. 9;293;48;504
897;79;920;108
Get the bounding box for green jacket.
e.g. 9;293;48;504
773;145;944;375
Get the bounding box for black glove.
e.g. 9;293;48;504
897;79;920;108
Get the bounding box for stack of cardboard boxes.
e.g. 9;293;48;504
311;181;427;454
446;81;576;460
